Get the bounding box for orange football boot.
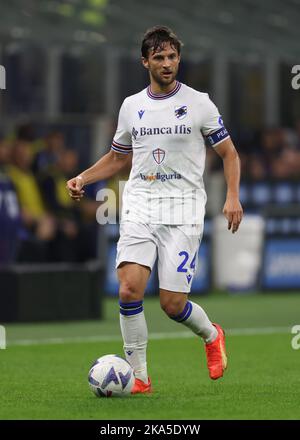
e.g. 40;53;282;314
205;323;227;380
131;377;152;394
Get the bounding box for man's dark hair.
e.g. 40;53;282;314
141;26;183;58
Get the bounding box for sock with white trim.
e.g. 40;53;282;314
170;300;218;343
119;300;148;383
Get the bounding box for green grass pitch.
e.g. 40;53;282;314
1;292;300;420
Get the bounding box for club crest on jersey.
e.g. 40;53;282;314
175;105;187;120
138;109;145;119
152;148;165;164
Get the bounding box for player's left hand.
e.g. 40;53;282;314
222;197;243;234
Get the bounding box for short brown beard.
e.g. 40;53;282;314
150;69;178;88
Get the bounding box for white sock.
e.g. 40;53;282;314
119;300;148;383
171;300;218;343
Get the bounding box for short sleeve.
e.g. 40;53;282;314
201;95;230;148
111;99;133;154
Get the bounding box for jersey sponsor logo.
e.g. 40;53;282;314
138;125;191;136
138;109;145;119
140;172;182;182
152;148;165;164
175;105;187;120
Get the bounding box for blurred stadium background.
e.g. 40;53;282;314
0;0;300;420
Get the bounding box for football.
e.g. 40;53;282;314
88;354;134;397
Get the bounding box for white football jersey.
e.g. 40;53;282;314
111;81;230;224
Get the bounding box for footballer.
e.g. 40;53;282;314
67;26;243;394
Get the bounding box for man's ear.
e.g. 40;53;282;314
141;57;149;70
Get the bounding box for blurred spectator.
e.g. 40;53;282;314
11;122;44;156
260;127;283;157
247;154;267;181
39;147;103;262
0;140;21;264
33;131;66;174
40;149;82;262
7;140;56;262
270;149;300;180
41;149;79;215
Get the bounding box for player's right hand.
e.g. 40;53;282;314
66;176;85;201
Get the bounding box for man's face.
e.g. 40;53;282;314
142;42;180;87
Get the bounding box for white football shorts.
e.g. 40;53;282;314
116;221;203;293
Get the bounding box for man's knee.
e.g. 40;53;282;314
119;280;141;303
118;262;149;303
160;295;187;318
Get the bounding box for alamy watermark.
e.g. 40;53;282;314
95;181;205;234
291;325;300;350
0;65;6;90
291;65;300;90
0;325;6;349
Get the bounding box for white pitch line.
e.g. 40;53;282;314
7;326;291;347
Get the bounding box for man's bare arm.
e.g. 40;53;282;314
66;150;132;201
214;138;243;233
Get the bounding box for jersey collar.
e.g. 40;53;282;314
147;81;181;100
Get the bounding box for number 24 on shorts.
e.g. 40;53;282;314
177;251;197;273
